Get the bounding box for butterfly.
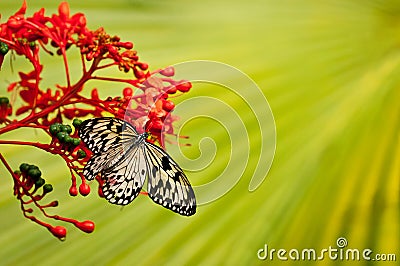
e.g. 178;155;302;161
78;117;196;216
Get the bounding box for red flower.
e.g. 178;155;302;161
0;1;192;240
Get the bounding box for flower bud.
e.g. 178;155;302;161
79;183;90;196
61;124;72;134
58;2;70;20
162;100;175;112
35;178;45;188
123;87;133;97
0;42;9;55
160;66;174;77
74;220;95;233
133;68;145;79
56;131;67;142
118;42;133;49
91;89;99;99
177;82;192;92
64;135;73;144
166;86;177;94
28;168;42;179
77;149;86;158
72;138;81;146
49;201;59;207
69;185;78;196
49;124;61;135
43;184;53;193
73;118;83;127
19;163;30;172
107;45;118;56
49;225;66;240
0;97;9;105
137;62;148;70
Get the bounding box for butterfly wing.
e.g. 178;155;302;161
102;144;147;205
144;142;196;216
79;117;138;180
79;117;196;214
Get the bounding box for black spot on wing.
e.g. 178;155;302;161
161;156;172;170
106;121;113;130
173;172;181;182
116;124;123;133
152;166;158;178
113;136;121;145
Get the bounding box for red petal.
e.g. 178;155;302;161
58;2;70;21
19;68;42;80
20;89;35;104
16;105;31;115
15;0;27;16
70;13;86;27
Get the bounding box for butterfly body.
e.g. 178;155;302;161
79;117;196;216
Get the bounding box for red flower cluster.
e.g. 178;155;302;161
0;1;191;240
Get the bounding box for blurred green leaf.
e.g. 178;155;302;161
0;0;398;265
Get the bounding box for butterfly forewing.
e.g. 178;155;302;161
79;117;138;154
145;143;196;216
79;118;138;179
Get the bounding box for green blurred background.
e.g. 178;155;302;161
0;0;399;265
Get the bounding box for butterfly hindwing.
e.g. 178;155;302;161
145;143;196;216
102;145;147;205
83;143;127;180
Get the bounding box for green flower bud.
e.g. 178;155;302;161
56;132;67;142
35;178;45;188
64;135;73;144
77;149;86;158
19;163;30;172
28;168;42;179
49;124;61;135
72;118;83;127
0;97;9;105
0;42;9;55
28;164;39;171
60;125;72;134
43;184;53;193
72;138;81;146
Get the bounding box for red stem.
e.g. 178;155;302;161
61;47;71;88
91;76;140;85
0;153;19;182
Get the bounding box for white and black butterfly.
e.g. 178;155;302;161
78;117;196;216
